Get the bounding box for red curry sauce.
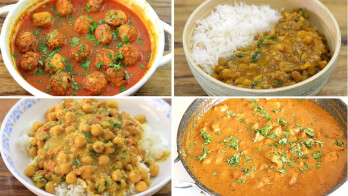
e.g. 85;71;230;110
13;0;151;96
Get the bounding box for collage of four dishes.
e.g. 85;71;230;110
0;0;347;196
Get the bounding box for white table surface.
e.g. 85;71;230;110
173;97;348;196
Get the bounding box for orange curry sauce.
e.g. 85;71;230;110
13;0;151;96
183;99;347;196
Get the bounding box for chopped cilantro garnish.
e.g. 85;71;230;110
200;130;212;145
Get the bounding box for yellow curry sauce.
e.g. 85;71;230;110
182;99;346;196
211;9;331;89
24;99;161;195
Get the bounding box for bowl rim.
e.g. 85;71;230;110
0;0;166;97
182;0;342;94
176;98;348;196
0;98;172;196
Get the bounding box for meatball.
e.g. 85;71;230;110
83;71;107;95
104;9;127;27
71;43;91;62
74;15;94;34
95;49;115;69
50;71;72;95
32;11;53;27
46;30;65;49
119;45;141;66
94;24;113;45
106;67;127;87
56;0;73;17
19;52;40;71
45;53;65;74
15;31;37;53
87;0;103;12
117;24;138;43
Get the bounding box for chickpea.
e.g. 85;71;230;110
128;170;141;183
80;155;93;165
110;108;118;116
79;123;91;132
25;165;36;177
50;125;63;136
111;169;123;181
104;145;115;154
144;177;151;186
74;135;86;148
103;129;115;140
93;141;104;153
45;181;55;194
135;181;148;192
303;35;313;45
33;122;43;131
47;112;57;121
95;178;106;193
138;167;149;180
101;121;112;129
135;115;146;124
149;163;159;177
56;110;66;119
91;124;103;136
82;104;94;113
65;112;76;123
55;104;65;111
60;163;72;175
65;126;75;134
66;172;77;184
29;147;37;158
98;155;110;166
105;101;118;108
57;151;67;163
112;136;124;147
30;138;37;146
81;165;92;180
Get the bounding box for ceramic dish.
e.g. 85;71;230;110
182;0;341;96
176;98;347;195
0;98;172;196
0;0;172;96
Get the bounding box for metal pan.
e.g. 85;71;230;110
176;98;347;196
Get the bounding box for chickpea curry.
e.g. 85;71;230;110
211;9;332;89
24;99;161;195
182;99;346;196
13;0;152;96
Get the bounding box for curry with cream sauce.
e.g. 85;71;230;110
24;99;162;195
13;0;151;96
211;9;331;89
182;99;346;196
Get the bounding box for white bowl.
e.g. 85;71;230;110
0;0;172;96
0;98;172;196
182;0;341;96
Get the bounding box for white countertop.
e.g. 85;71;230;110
173;98;348;196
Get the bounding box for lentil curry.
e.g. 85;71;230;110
24;99;163;195
182;99;346;196
13;0;151;96
212;9;332;89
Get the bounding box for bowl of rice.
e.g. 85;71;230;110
0;98;171;196
182;0;341;96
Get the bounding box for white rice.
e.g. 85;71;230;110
17;123;167;196
190;2;281;73
140;123;167;161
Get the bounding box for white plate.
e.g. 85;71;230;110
0;98;172;196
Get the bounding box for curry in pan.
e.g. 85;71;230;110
13;0;151;96
182;99;346;196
